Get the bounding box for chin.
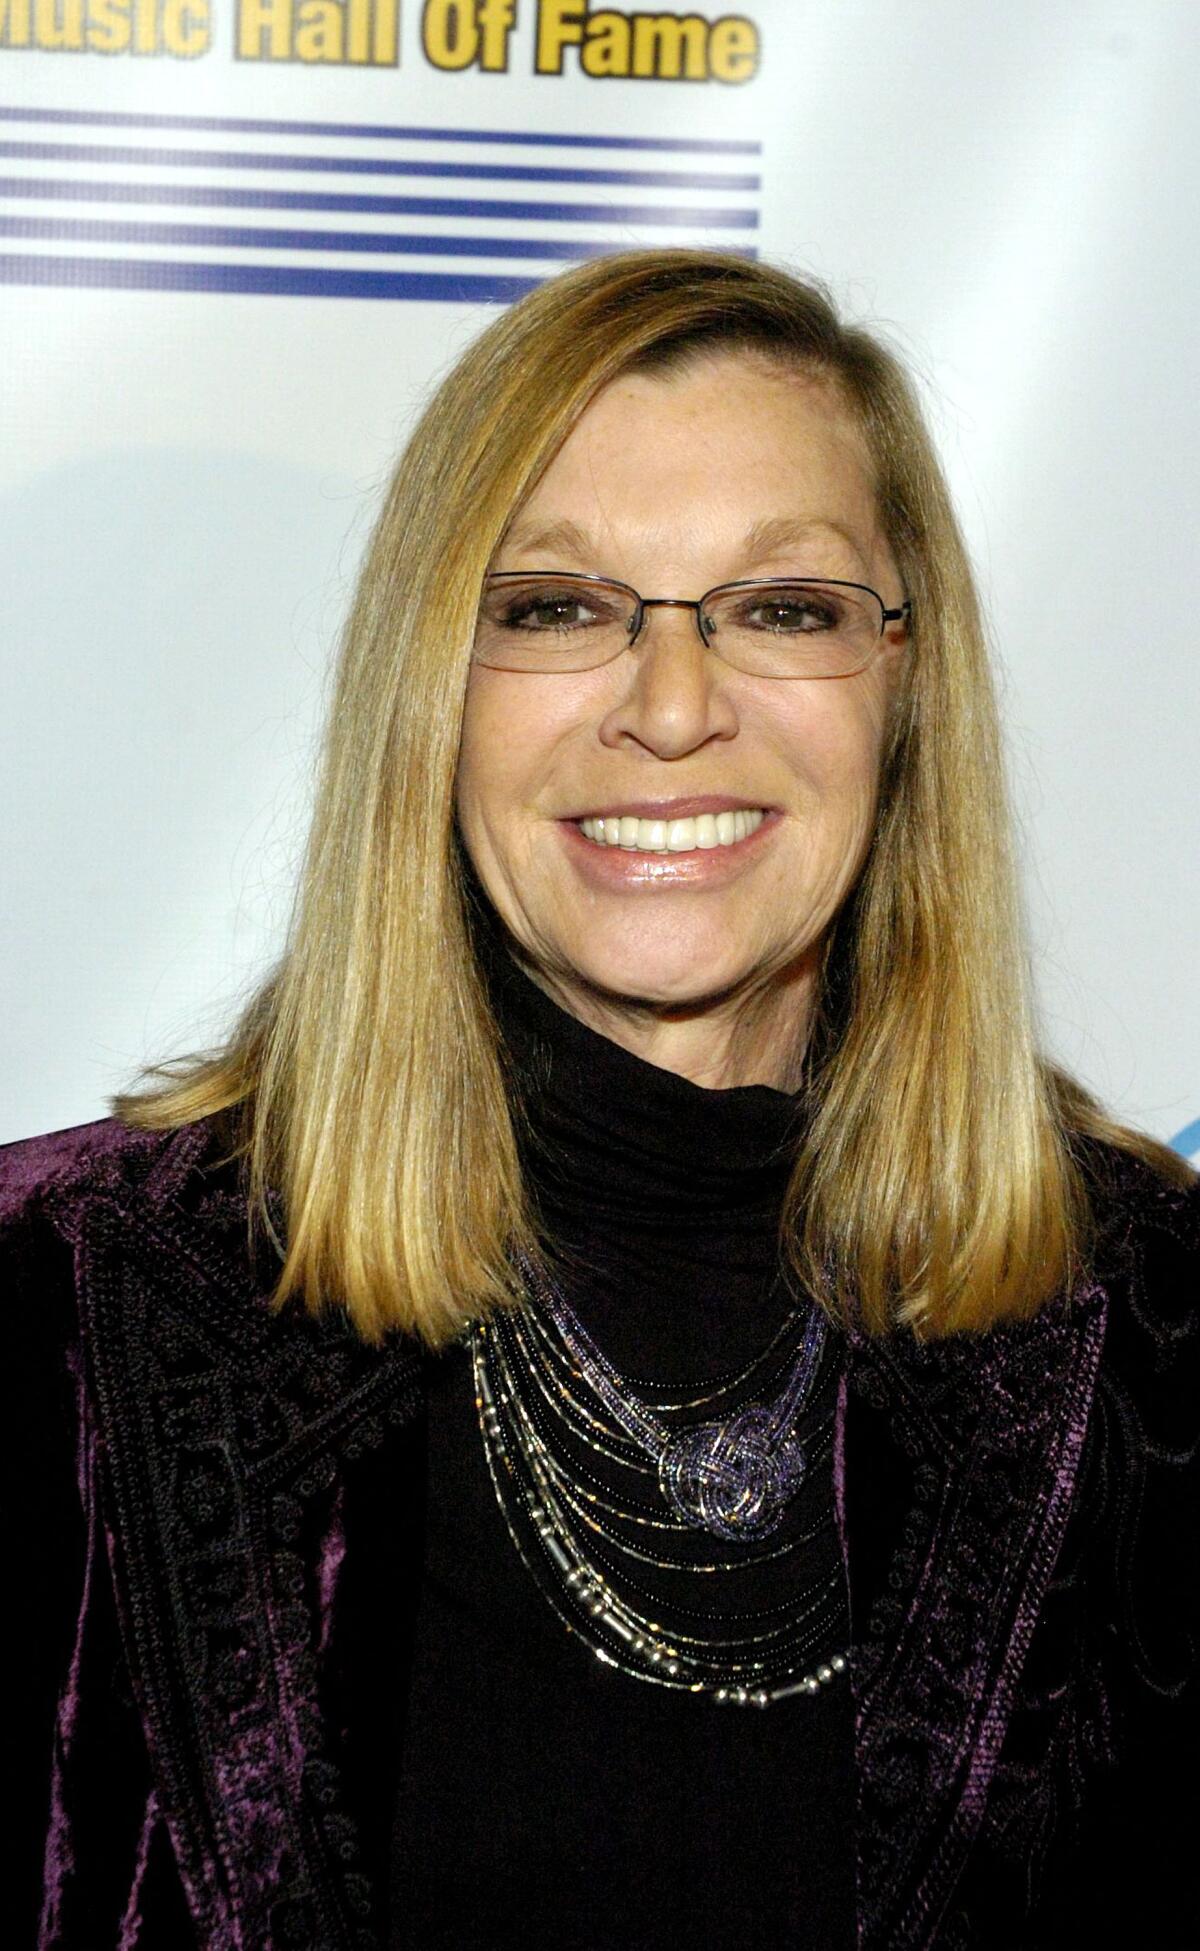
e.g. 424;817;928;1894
562;936;749;1012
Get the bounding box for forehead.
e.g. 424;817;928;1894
502;354;883;574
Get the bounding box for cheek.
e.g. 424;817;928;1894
767;683;890;812
456;672;532;828
455;671;580;848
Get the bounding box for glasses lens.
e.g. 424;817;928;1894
475;575;636;671
702;581;883;677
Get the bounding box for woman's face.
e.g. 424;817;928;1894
455;352;907;1085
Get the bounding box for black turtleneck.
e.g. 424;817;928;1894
389;943;856;1951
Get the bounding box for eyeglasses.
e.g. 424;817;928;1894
474;571;911;680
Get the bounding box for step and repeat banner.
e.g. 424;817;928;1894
1;0;1196;1157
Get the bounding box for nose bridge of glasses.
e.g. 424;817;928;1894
634;595;713;650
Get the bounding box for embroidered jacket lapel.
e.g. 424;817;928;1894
842;1283;1109;1948
73;1129;423;1951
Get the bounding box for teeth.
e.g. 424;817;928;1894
578;809;766;853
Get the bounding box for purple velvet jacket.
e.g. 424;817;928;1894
4;1110;1198;1950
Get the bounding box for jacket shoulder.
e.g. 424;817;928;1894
1;1110;242;1233
0;1112;257;1312
1077;1135;1199;1325
1;1115;173;1220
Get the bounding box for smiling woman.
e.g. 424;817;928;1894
4;250;1197;1950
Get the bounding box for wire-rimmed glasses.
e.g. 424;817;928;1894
474;570;911;680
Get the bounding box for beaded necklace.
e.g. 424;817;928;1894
470;1251;851;1707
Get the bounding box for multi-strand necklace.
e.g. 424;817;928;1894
470;1249;851;1707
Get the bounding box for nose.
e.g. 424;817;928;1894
597;600;738;760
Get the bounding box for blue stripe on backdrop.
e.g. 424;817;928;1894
0;213;759;262
0;140;759;191
0;216;650;260
0;176;759;228
0;253;543;301
0;105;760;155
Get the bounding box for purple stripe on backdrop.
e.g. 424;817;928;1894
0;176;759;227
0;253;545;301
0;214;758;261
0;104;761;155
0;139;758;191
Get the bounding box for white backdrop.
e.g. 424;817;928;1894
1;0;1197;1160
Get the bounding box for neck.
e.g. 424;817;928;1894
512;955;816;1092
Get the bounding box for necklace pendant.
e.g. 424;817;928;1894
657;1406;808;1543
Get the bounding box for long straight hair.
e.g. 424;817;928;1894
114;250;1191;1347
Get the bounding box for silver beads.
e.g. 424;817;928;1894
710;1651;850;1708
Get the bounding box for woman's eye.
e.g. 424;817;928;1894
744;595;839;634
504;596;595;631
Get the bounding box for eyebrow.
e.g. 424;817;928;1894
497;514;870;574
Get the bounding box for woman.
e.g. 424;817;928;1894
6;250;1197;1950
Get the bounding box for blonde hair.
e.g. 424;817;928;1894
114;249;1191;1347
